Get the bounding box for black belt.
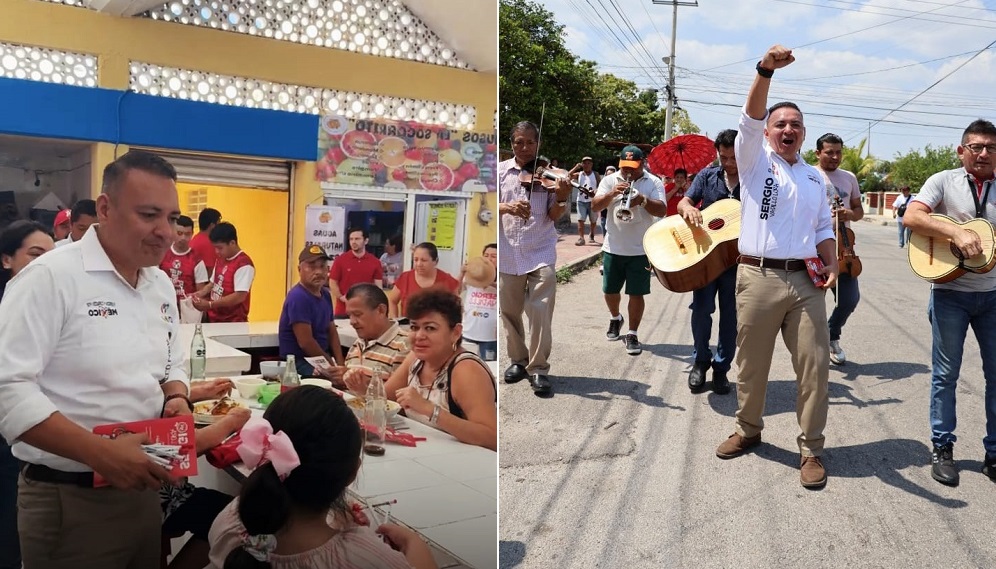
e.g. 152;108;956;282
23;463;94;487
738;255;806;272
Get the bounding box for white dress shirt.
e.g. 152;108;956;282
0;225;188;472
735;107;834;259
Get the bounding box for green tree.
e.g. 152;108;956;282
498;0;598;161
499;0;699;167
889;145;959;191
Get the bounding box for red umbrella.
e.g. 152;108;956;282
647;134;716;178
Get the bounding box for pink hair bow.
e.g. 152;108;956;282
237;417;301;479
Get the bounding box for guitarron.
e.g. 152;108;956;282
907;214;996;283
644;198;741;293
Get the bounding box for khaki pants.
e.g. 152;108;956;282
733;265;830;456
499;266;557;375
18;474;161;569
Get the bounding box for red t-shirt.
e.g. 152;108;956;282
329;251;384;316
394;269;460;317
189;231;217;276
208;251;255;322
159;246;207;305
665;182;686;217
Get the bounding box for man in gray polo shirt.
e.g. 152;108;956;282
902;119;996;487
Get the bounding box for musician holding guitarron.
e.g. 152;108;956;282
900;119;996;487
676;129;740;395
815;133;864;366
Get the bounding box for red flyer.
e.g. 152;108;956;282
92;415;198;487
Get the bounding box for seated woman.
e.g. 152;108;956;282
386;242;459;319
346;290;497;451
208;385;436;569
161;379;249;569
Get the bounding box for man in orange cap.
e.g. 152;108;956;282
52;209;71;242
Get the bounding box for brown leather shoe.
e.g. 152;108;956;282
716;433;761;459
800;456;827;488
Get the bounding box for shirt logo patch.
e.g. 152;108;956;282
86;300;118;318
161;303;174;324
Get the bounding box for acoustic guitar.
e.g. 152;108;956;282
644;198;741;293
907;214;996;283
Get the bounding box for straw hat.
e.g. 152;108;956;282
464;256;496;288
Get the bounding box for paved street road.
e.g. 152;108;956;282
499;219;996;568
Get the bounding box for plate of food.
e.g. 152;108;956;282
346;397;402;421
193;397;248;424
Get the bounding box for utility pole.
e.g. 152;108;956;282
653;0;697;141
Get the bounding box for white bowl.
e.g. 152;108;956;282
234;377;267;399
346;398;402;421
300;378;333;390
259;360;287;379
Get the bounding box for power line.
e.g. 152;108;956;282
700;0;975;71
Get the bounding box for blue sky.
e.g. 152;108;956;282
536;0;996;160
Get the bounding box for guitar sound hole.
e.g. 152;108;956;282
707;218;725;231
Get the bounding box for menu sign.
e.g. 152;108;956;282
426;202;457;250
304;205;347;259
316;115;497;193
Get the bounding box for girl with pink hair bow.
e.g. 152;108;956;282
206;386;436;569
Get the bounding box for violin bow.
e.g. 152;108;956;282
526;102;546;200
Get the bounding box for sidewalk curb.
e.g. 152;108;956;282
861;216;897;227
556;249;602;274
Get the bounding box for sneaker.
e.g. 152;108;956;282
625;334;642;355
983;454;996;482
606;317;624;341
716;433;761;459
829;340;846;365
800;456;827;488
931;444;959;486
575;237;586;246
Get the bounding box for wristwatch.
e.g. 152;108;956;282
756;61;774;78
429;404;441;424
162;393;193;416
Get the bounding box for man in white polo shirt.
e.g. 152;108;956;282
714;45;839;490
590;145;667;356
0;150;190;568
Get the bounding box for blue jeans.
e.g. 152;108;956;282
0;441;20;569
898;219;910;247
690;265;737;372
828;273;860;342
927;288;996;455
469;340;498;361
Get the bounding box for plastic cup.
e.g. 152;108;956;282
257;383;282;407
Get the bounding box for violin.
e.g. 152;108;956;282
833;195;862;277
518;161;584;194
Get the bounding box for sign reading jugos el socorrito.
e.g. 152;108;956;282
316;115;497;192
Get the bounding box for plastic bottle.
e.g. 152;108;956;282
190;323;206;382
280;355;301;393
363;371;387;456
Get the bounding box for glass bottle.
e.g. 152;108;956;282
281;355;301;393
190;323;206;382
363;370;387;456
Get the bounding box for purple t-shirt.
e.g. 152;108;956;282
278;284;333;359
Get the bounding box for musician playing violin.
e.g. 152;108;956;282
568;156;601;246
498;121;572;396
814;133;864;366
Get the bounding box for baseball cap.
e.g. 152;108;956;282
582;156;593;161
298;244;331;263
53;209;71;228
618;145;645;169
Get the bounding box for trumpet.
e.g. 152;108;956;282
615;174;639;223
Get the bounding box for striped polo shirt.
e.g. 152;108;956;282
344;321;411;378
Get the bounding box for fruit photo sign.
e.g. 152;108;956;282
316;115;497;192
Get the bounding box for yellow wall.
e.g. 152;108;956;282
178;183;289;323
2;0;497;297
465;192;498;260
